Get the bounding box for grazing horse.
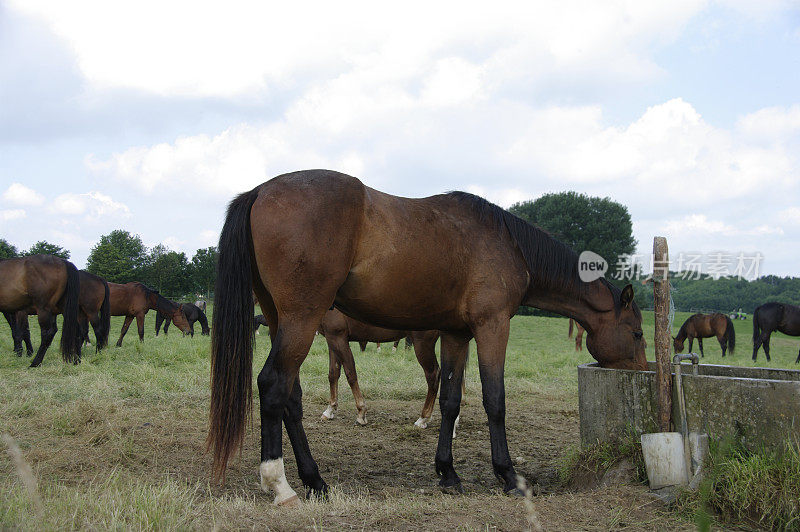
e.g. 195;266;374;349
752;302;800;363
568;318;585;351
209;170;645;505
673;313;735;357
0;254;83;366
156;302;210;336
5;270;111;356
317;308;441;427
109;282;191;346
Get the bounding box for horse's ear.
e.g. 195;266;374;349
620;284;634;309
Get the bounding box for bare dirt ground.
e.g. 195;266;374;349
5;388;693;530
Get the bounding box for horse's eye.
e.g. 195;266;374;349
633;331;643;340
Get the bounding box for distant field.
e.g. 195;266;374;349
1;305;797;530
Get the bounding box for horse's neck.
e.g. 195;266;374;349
523;279;612;333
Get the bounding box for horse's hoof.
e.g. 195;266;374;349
504;487;525;497
306;484;329;501
321;406;335;420
277;494;301;507
439;482;464;495
413;418;428;429
355;416;367;426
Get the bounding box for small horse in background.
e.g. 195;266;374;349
673;312;735;357
317;308;441;427
156;302;210;336
358;338;411;353
752;302;800;363
109;282;191;346
254;314;268;335
0;254;83;366
195;300;207;313
3;310;33;356
568;318;585;351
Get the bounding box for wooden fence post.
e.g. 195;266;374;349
653;237;672;432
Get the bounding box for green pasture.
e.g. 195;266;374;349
0;306;798;529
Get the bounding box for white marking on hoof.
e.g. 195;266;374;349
355;414;367;425
376;346;381;352
321;405;336;420
414;417;429;429
391;346;397;353
452;414;461;439
259;459;299;506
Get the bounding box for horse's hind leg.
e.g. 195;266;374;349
762;333;772;362
333;337;367;425
116;315;134;347
322;337;343;420
413;333;441;429
697;337;704;357
258;318;327;504
5;312;22;356
29;311;57;368
434;331;470;493
283;375;327;500
473;319;520;494
717;333;727;357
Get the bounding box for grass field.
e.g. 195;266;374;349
1;306;798;530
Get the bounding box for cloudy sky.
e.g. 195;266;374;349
1;1;798;277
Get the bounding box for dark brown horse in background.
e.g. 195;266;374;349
155;302;210;336
109;282;191;346
568;318;585;351
0;254;83;367
673;312;735;357
4;269;110;356
752;302;800;363
317;308;441;427
209;170;645;505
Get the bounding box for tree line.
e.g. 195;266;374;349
0;230;217;299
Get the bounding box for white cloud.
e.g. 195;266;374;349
0;209;26;221
51;191;131;220
2;183;45;206
8;0;709;98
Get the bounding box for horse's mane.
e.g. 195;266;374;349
446;191;582;296
676;318;690;340
142;285;179;314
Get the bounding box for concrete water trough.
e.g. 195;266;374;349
578;361;800;452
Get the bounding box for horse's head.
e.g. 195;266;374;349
672;335;685;353
583;283;647;371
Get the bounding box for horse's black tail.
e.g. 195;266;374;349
568;318;574;338
724;315;735;354
752;306;762;345
198;309;210;335
208;187;260;482
96;278;111;351
59;260;83;363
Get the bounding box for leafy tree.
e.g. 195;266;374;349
509;191;637;268
0;239;18;259
190;246;217;298
24;240;70;259
141;244;190;296
86;230;147;283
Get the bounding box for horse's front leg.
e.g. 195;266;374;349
434;332;470;493
474;318;520;494
697;337;704;357
257;321;324;505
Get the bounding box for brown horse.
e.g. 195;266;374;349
317;308;441;427
752;302;800;363
5;269;110;355
155;302;210;336
209;170;645;504
673;312;735;357
109;282;191;346
0;254;83;367
3;309;33;356
568;318;585;351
